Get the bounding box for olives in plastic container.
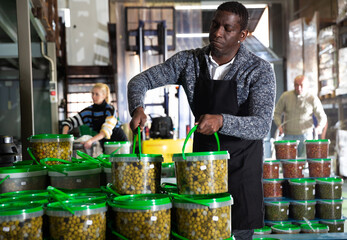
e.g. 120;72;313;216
104;141;131;155
300;223;329;233
47;163;101;189
281;159;306;178
173;151;229;195
316;199;343;219
305;139;330;159
46;199;107;240
274;140;299;159
0;202;44;240
316;177;343;199
110;153;163;195
307;158;331;177
172;193;233;240
28;134;73;162
289;178;315;200
263;160;280;179
263;179;283;198
110;194;172;240
319;219;345;232
264;201;289;221
0;165;48;193
271;224;301;234
289;200;316;220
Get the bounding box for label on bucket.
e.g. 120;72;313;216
200;165;207;171
212;216;219;221
76;179;82;183
150;216;157;221
150;164;154;169
86;220;93;225
21;181;27;186
3;227;9;232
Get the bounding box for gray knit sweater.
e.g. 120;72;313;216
128;44;276;140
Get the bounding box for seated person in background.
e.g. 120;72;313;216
273;75;327;157
62;83;128;149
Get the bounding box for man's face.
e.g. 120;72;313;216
294;77;305;95
209;10;246;58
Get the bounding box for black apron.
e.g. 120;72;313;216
192;58;264;230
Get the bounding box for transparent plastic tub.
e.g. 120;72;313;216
307;158;331;177
305;139;330;159
47;163;101;189
281;159;306;178
172;193;233;240
0;202;44;239
289;200;316;220
28;134;74;163
316;177;343;199
173;151;229;195
274;140;299;160
263;179;283;198
319;219;345;232
289;178;316;200
104;141;131;155
46;200;107;240
264;201;290;221
110;194;172;240
254;226;272;235
316;199;343;219
0;165;48;193
263;160;280;179
271;224;301;234
110;153;163;195
300;223;329;233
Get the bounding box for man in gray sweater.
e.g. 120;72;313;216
127;2;276;239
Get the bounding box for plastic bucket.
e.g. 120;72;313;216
288;178;316;200
304;139;330;159
319;219;345;232
307;158;331;177
316;199;343;219
271;224;301;234
104;141;131;155
110;194;172;240
289;200;316;220
28;134;74;163
263;179;283;198
263;160;280;179
316;177;343;199
0;165;48;193
264;201;290;221
254;226;272;235
110;128;163;195
274;140;299;159
280;159;306;178
172;193;233;240
161;162;175;178
300;223;329;233
173;125;229;195
0;202;44;239
46;199;107;240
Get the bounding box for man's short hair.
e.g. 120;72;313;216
217;1;249;31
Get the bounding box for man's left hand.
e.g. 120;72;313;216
196;114;223;135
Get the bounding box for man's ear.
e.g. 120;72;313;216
240;30;248;42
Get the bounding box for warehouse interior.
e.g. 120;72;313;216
0;0;347;239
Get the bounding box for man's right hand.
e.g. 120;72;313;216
129;107;147;133
278;126;283;136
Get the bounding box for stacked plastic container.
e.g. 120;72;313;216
260;139;345;235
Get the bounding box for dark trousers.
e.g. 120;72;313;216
233;229;254;240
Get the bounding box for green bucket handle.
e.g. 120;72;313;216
39;158;71;176
47;186;75;215
96;155;112;167
171;232;189;240
76;150;112;167
132;127;142;160
47;186;73;201
0;175;10;185
112;230;129;240
182;125;220;160
27;147;40;165
104;183;120;196
161;182;177;188
168;192;210;208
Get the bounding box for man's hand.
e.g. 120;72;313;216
129;107;147;133
196;114;223;135
278;126;283;136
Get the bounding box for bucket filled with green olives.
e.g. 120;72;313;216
45;163;102;189
0;165;48;193
109;194;172;240
172;193;233;240
46;199;107;240
0;202;44;239
28;134;74;163
173;125;229;195
316;177;343;199
110;128;163;195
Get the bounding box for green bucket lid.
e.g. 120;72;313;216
0;165;46;175
58;192;108;201
13;160;34;166
316;177;344;184
254;226;271;233
320;219;345;223
110;194;172;210
289;178;316;185
274;140;299;144
263;178;283;183
265;201;290;206
264;160;280;164
301;223;329;231
305;139;330;144
0;195;49;205
307;158;331;162
290;200;316;205
280;159;306;163
0;202;43;216
0;189;49;198
272;224;300;231
172;192;233;206
46;199;107;212
110;153;163;162
47;163;100;172
253;238;281;240
104;141;130;145
56;187;103;194
317;199;343;204
28;134;73;140
172;151;229;161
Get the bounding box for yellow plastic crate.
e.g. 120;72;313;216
142;139;193;163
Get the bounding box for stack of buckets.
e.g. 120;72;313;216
258;139;345;236
108;126;233;240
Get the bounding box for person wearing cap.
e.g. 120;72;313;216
273;75;327;157
127;2;276;239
